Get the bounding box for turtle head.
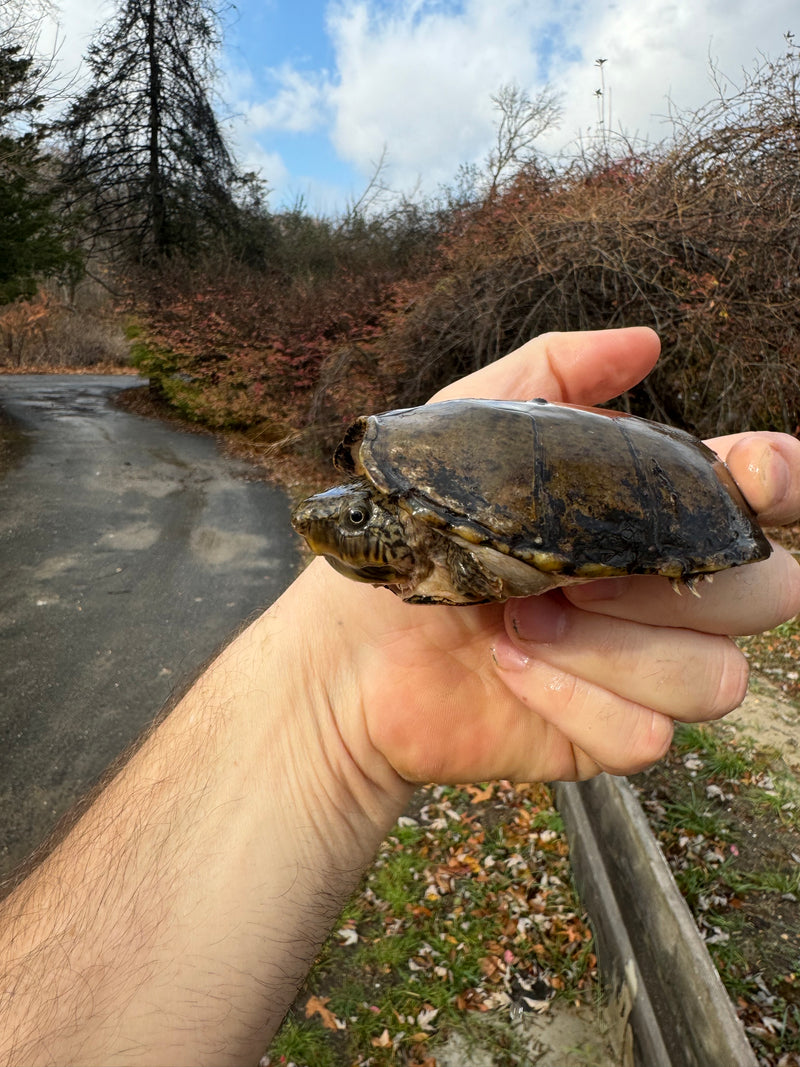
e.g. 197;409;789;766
291;480;417;586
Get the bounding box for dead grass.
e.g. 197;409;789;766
0;281;132;372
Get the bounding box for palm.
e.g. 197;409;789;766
307;328;674;784
323;565;573;782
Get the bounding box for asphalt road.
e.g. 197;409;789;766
0;375;299;880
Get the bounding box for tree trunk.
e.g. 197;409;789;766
145;0;166;256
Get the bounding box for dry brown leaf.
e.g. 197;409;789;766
466;784;494;803
455;987;488;1012
304;994;341;1031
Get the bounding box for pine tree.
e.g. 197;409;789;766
61;0;246;260
0;43;81;303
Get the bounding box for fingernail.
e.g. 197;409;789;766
508;594;568;644
567;578;627;603
753;443;790;502
491;634;530;672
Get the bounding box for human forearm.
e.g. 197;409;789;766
0;575;411;1067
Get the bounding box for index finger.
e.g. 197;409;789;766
432;327;661;406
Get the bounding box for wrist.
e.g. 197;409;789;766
259;561;414;861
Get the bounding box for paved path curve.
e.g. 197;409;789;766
0;375;299;879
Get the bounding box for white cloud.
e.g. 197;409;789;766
318;0;797;196
243;62;330;133
40;0;110;83
230;131;290;189
531;0;798;153
324;0;563;191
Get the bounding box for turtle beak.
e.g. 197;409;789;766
290;493;339;556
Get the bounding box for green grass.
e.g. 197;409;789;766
673;722;753;781
268;1016;339;1067
724;867;800;896
635;717;800;1064
750;775;800;828
266;781;602;1066
659;785;730;838
773;618;800;641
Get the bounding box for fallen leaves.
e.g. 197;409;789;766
336;924;359;946
304;995;344;1031
271;780;598;1066
633;721;800;1067
371;1028;392;1047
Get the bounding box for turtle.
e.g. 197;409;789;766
290;398;772;605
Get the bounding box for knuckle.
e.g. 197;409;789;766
602;711;674;776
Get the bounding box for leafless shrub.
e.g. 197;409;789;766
312;41;800;439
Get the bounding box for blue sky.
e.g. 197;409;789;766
46;0;800;215
224;0;354;208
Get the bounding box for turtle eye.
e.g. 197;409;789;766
346;502;371;528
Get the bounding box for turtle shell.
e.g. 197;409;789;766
334;398;771;582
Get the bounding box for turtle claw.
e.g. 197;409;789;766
670;574;705;597
684;574;711;598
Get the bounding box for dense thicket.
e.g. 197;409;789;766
306;43;800;443
129;43;800;458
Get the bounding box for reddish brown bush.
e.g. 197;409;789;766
309;46;800;441
124;42;800;458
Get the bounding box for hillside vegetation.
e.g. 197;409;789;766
123;49;800;469
2;24;800;466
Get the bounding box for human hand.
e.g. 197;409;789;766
298;327;800;789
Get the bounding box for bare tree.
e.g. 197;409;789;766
60;0;249;260
0;0;58;37
484;83;562;195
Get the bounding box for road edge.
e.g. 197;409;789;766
555;775;758;1067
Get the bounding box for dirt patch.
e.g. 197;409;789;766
726;680;800;769
632;683;800;1066
433;1002;620;1067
